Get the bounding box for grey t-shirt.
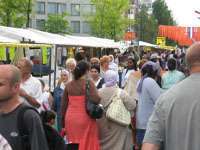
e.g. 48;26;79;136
143;73;200;150
0;103;49;150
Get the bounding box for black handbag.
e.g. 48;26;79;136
85;79;104;119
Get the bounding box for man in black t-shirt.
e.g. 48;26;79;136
0;65;49;150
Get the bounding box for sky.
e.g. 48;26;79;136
164;0;200;26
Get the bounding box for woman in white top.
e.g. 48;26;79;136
121;56;137;88
65;58;76;82
90;64;104;89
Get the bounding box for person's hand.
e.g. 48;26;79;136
19;89;28;98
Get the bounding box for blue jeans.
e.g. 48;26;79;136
136;129;146;145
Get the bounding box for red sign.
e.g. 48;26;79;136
124;32;136;41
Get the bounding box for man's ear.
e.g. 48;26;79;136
13;82;20;93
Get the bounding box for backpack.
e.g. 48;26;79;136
17;105;65;150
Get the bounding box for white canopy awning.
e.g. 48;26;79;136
0;35;18;43
139;41;158;47
65;35;120;48
0;26;120;48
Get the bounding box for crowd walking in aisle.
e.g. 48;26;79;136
0;43;199;150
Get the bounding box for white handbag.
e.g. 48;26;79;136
106;89;131;126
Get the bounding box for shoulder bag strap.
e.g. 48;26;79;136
85;79;90;100
17;105;39;150
117;89;121;98
104;88;119;109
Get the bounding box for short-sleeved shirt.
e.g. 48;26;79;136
144;73;200;150
162;70;185;90
20;76;43;110
0;103;49;150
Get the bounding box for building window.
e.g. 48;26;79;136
82;21;91;33
71;21;80;33
91;5;96;14
58;3;66;14
71;4;80;16
146;3;152;8
81;4;92;16
80;4;95;15
36;19;45;30
36;2;45;14
48;3;66;14
48;2;57;14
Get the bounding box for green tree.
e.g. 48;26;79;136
152;0;175;25
44;13;71;34
152;0;177;46
0;0;18;26
0;0;33;27
19;0;34;27
135;5;158;43
89;0;131;40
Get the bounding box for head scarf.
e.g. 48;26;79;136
137;61;160;93
104;70;118;87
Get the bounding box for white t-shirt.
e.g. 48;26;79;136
0;134;12;150
20;76;43;109
40;91;51;111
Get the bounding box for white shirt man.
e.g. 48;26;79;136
20;75;43;110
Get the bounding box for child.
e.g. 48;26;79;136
40;110;66;150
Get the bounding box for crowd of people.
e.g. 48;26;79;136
1;42;200;150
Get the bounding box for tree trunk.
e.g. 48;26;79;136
26;0;31;27
6;11;12;27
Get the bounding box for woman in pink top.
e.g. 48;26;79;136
61;61;101;150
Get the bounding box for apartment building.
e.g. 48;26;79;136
31;0;95;35
140;0;153;14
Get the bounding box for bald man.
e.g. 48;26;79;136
16;58;42;108
0;65;49;150
142;42;200;150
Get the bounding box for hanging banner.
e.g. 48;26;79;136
9;47;15;61
68;48;74;58
0;47;6;61
156;37;166;46
42;47;48;64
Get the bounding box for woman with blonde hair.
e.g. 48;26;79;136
65;58;76;81
100;55;110;77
